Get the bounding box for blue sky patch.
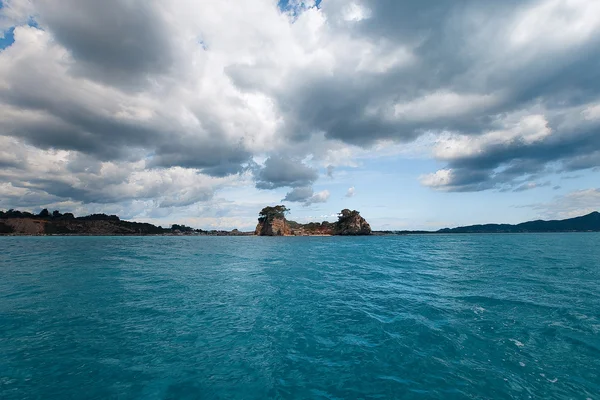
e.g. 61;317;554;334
0;27;15;50
278;0;322;14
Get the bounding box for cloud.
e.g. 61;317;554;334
512;181;551;193
0;0;34;32
432;115;552;162
283;186;314;202
305;190;330;206
255;156;318;189
282;186;330;206
525;188;600;219
346;186;355;197
0;136;232;211
423;106;600;191
1;0;600;219
35;0;176;86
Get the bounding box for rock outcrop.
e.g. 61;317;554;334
334;209;372;235
255;217;292;236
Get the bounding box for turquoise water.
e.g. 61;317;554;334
1;235;599;399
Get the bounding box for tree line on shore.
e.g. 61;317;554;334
0;209;201;233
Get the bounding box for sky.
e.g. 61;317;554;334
0;0;599;231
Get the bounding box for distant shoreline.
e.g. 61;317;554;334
1;209;598;236
2;231;600;237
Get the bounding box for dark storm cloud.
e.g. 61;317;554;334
23;178;95;203
66;154;103;175
563;152;600;172
156;154;243;177
35;0;174;87
2;110;155;161
347;0;600;104
260;0;600;191
431;117;600;191
255;156;318;189
148;139;252;177
256;1;530;146
0;38;250;177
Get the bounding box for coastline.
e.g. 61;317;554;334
3;231;599;237
2;209;598;236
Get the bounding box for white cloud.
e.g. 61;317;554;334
305;189;330;205
0;0;34;33
393;91;501;123
527;188;600;219
582;103;600;120
433;114;552;161
346;186;355;197
420;169;453;189
342;2;371;22
510;0;600;49
0;136;234;210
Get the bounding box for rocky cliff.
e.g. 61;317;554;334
0;209;172;235
255;217;292;236
334;209;372;235
0;218;168;235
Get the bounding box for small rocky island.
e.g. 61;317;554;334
255;205;372;236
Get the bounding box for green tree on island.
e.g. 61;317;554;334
258;205;290;223
337;209;360;222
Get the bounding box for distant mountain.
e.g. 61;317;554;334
437;212;600;233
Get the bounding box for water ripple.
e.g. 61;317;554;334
1;234;599;399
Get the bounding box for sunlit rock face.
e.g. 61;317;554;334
255;217;292;236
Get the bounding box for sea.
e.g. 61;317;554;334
1;234;599;399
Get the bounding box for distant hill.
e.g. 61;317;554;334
0;209;251;236
437;212;600;233
0;209;169;235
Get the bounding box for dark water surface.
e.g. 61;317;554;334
1;234;599;399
